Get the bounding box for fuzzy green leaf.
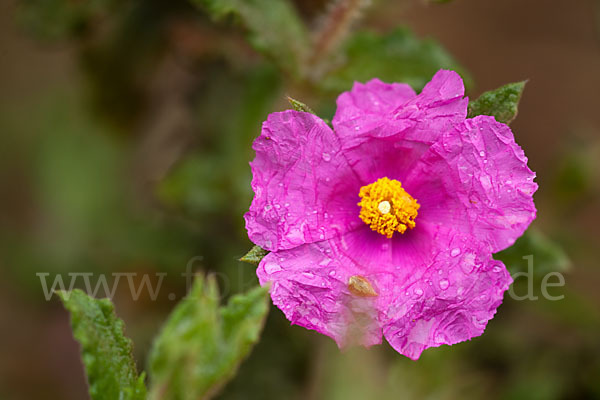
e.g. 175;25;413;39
148;275;270;400
495;228;571;278
191;0;309;76
240;245;269;265
286;96;316;114
468;81;527;124
320;28;470;92
57;290;147;400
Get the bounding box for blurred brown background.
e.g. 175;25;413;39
1;0;599;399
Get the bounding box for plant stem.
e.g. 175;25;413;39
307;0;371;78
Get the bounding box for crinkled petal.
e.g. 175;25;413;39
332;70;468;183
405;115;537;252
332;78;416;146
245;110;363;252
257;241;383;347
382;233;512;360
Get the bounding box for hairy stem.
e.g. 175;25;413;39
307;0;371;78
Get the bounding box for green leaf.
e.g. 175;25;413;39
320;28;470;93
148;275;270;400
57;290;147;400
286;96;316;114
240;245;269;265
191;0;309;76
495;228;571;278
467;81;527;124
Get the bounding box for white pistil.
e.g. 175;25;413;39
378;200;391;214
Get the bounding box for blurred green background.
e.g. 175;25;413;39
1;0;599;398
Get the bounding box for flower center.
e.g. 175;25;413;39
357;177;420;238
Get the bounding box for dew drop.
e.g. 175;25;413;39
479;151;486;157
275;204;281;209
284;202;290;207
302;272;315;280
319;234;325;239
414;288;424;296
354;126;361;131
322;152;331;162
439;279;449;290
492;265;501;273
264;262;282;274
329;270;336;277
450;248;461;257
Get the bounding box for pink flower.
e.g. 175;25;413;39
244;70;537;359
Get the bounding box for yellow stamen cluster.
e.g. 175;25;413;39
358;177;420;238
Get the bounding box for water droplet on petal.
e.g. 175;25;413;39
264;262;282;274
354;126;361;131
329;270;336;277
439;279;449;290
450;248;461;257
302;272;315;280
479;151;486;157
414;288;423;296
492;265;502;273
322;152;331;162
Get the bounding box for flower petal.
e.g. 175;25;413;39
332;70;468;183
245;110;363;251
405;115;537;252
382;233;512;360
257;242;383;347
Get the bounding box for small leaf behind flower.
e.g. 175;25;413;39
286;96;316;114
468;81;527;124
148;275;270;400
57;290;147;400
240;245;269;265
